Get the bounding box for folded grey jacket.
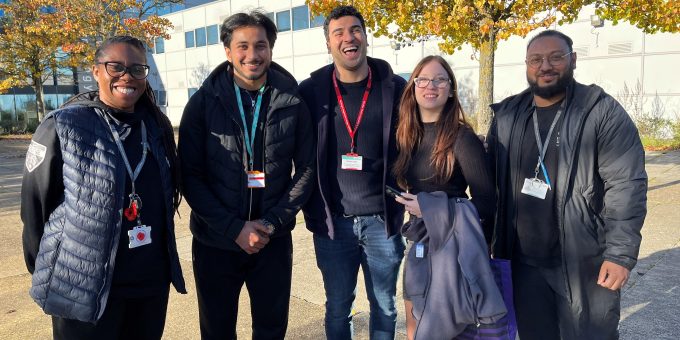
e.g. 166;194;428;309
402;192;507;340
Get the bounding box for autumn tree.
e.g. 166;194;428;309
307;0;680;133
59;0;181;65
0;0;68;128
0;0;180;127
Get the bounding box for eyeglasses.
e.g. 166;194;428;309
97;61;150;79
414;77;450;88
526;52;573;69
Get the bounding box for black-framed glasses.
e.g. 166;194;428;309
526;51;573;69
97;61;150;79
414;77;450;88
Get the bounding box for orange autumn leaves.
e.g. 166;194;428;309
0;0;177;120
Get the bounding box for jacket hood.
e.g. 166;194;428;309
61;91;154;114
61;91;110;111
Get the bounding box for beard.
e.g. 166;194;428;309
234;66;267;81
527;65;574;99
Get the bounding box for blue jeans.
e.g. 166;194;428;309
314;215;406;340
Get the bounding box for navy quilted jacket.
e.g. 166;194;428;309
21;95;186;323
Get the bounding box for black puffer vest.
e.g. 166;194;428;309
30;101;185;323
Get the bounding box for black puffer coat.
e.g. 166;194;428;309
179;61;315;251
487;80;647;338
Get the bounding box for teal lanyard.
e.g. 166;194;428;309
234;82;265;169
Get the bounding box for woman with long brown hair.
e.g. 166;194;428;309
392;55;496;339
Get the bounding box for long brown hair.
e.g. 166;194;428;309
393;55;469;190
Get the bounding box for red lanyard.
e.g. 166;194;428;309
332;67;372;154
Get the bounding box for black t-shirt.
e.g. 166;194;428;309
237;86;268;220
328;72;385;216
109;107;170;297
405;123;495;238
514;100;564;267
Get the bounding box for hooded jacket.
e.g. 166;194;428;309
487;81;647;337
299;57;406;238
402;192;507;339
22;92;186;323
178;61;315;251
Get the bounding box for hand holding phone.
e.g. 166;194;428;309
385;185;406;199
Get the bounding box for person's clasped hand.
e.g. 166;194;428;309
235;221;271;254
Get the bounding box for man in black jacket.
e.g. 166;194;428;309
487;30;647;340
299;5;406;340
178;11;314;340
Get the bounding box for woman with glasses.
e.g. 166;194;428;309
391;56;501;339
21;35;186;339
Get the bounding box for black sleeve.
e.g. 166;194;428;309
597;97;647;270
178;91;247;242
262;99;316;233
455;127;495;243
21;117;64;273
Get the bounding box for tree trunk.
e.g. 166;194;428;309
33;77;46;123
476;31;496;135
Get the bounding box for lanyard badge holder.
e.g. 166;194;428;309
235;82;267;189
521;102;564;200
333;68;372;171
105;117;152;249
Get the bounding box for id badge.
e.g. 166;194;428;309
341;153;363;171
128;225;152;249
415;243;425;258
521;178;549;199
247;171;266;188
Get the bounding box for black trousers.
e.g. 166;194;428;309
192;234;293;340
52;292;170;340
512;261;620;340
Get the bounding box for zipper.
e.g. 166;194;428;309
231;116;250;219
252;116;267;221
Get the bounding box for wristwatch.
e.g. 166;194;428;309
260;219;275;236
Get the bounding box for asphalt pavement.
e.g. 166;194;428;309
0;138;678;339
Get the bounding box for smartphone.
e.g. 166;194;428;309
385;185;404;199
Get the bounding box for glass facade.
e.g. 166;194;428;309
155;37;165;54
188;88;198;98
195;27;207;47
276;10;291;32
186;26;219;48
292;6;309;31
311;13;325;28
185;31;195;48
207;25;219;45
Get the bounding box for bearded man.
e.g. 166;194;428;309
486;30;647;340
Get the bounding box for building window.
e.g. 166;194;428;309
188;88;198;98
207;25;219;45
154;90;167;106
185;31;195;48
266;12;275;23
195;27;207;47
292;6;309;31
276;10;291;32
310;13;324;28
155;37;165;54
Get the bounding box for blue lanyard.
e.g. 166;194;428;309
234;82;265;169
532;100;565;189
